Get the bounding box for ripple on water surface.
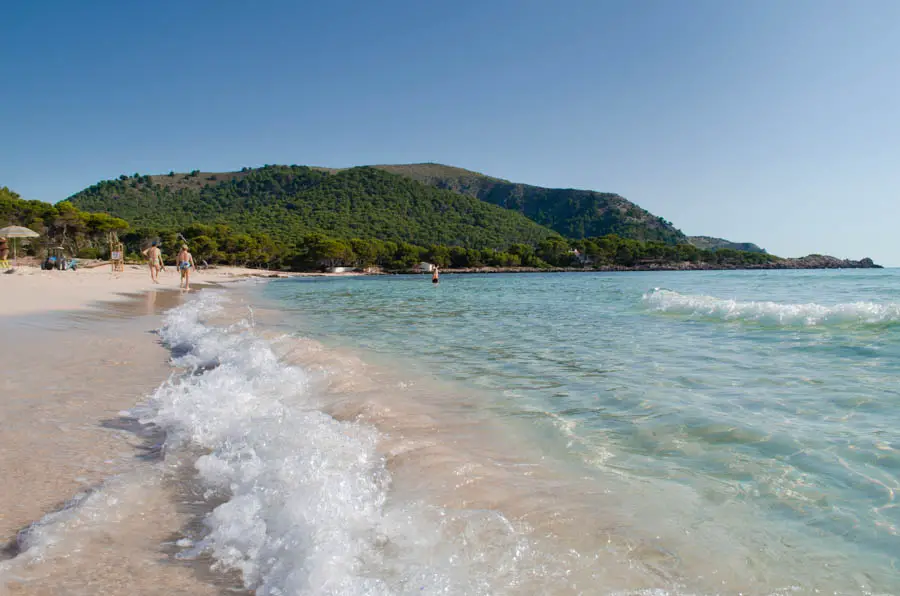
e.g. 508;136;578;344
186;270;900;593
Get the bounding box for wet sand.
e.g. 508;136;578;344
0;290;185;543
0;288;241;595
0;266;367;595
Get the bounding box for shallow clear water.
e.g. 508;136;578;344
50;272;895;593
247;269;900;593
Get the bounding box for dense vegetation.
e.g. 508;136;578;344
298;231;777;270
0;186;129;258
369;163;688;243
118;226;778;270
56;164;786;269
564;235;776;268
3;181;777;270
67;166;557;250
69;163;773;255
0;182;808;271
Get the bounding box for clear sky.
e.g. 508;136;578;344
2;0;898;263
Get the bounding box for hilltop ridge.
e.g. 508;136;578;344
69;163;774;257
367;164;767;253
686;236;767;254
367;163;686;244
124;162;697;246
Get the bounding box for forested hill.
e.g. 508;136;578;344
686;236;767;254
367;163;688;244
66;166;556;250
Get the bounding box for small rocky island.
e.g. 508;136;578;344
778;255;880;269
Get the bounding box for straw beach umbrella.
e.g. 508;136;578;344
0;225;40;266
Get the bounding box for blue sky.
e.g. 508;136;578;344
2;0;898;263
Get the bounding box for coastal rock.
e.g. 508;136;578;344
778;255;882;269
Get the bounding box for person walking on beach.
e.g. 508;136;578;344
177;244;195;290
141;241;163;283
432;265;440;284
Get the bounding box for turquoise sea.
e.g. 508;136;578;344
140;270;900;594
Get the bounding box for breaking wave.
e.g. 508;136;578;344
134;293;566;595
147;292;398;594
642;289;900;327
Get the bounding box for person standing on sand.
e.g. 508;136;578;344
141;241;163;283
177;244;195;290
432;265;440;284
0;237;8;268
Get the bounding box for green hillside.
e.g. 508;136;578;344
66;166;556;250
68;162;694;248
368;163;687;244
687;236;767;254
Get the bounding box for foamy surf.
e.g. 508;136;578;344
132;291;877;595
134;293;590;595
134;292;758;595
642;288;900;326
140;292;400;593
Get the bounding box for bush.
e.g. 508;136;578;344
77;247;102;259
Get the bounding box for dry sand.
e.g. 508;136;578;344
0;263;290;317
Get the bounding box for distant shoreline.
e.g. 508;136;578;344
438;264;881;275
388;256;883;275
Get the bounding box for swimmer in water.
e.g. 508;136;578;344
432;265;439;284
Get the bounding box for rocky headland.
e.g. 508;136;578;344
437;255;881;274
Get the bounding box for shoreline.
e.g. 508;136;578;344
0;264;330;318
172;273;899;593
0;276;247;593
4;269;895;593
289;258;885;276
418;257;883;274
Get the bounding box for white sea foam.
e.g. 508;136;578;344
643;289;900;327
138;292;549;594
142;292;394;593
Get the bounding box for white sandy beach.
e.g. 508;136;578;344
0;263;290;317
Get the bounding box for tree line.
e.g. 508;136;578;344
121;222;778;271
1;186;129;258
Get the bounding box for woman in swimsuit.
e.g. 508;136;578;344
432;265;439;284
141;241;163;283
176;244;195;290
